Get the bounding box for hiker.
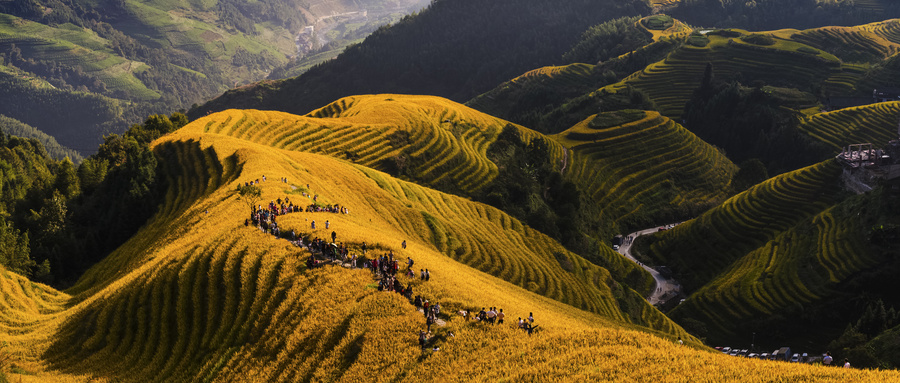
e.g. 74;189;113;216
419;331;427;349
487;308;497;324
325;220;330;229
420;269;426;280
677;337;683;345
311;220;316;229
843;359;851;368
331;231;337;243
434;302;441;316
497;309;505;325
425;269;431;281
351;254;357;269
823;352;833;366
362;242;367;255
528;312;534;324
426;313;434;333
402;240;407;249
407;257;414;270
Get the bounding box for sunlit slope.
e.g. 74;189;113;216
182;96;658;289
192;95;735;238
860;19;900;44
799;101;900;148
191;95;563;194
641;160;844;292
671;201;878;338
786;25;900;63
556;110;737;231
3;134;900;381
44;128;689;380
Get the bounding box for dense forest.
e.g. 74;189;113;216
0;113;183;287
681;64;833;175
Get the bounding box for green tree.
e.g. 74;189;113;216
0;220;32;276
238;184;262;216
77;157;109;194
54;157;80;199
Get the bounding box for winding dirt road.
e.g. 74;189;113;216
617;225;682;306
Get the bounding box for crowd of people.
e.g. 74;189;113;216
456;307;537;334
239;179;536;351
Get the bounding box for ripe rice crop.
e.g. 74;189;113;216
799;101;900;149
641;160;843;292
1;120;898;381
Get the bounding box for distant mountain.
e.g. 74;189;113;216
190;0;651;118
0;0;428;155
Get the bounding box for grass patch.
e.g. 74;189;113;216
642;15;674;30
741;33;776;46
588;109;646;129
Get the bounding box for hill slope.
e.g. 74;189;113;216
2;119;899;381
0;0;428;154
555;110;736;232
187;95;735;279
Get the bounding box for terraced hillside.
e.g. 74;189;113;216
2;123;899;382
193;95;563;194
3;122;681;381
860;19;900;44
611;30;843;118
798;101;900;149
786;25;900;63
638;160;844;292
0;14;161;101
670;201;879;340
555;110;737;232
466;15;687;133
195;95;738;243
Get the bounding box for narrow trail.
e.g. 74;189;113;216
560;147;569;175
617;225;682;306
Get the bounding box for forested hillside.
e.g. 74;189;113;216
191;0;651;117
0;0;428;154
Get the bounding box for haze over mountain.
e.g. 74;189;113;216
0;0;428;155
